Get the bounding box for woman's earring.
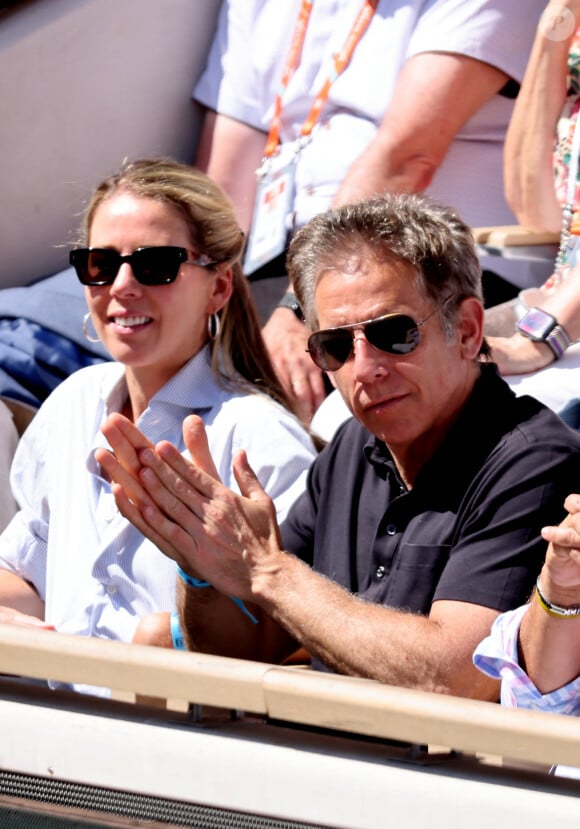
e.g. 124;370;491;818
83;312;101;343
207;312;221;341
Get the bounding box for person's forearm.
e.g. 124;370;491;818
504;8;572;231
519;573;580;693
332;138;438;207
334;52;508;208
194;110;266;234
253;554;498;699
178;578;296;664
0;569;44;618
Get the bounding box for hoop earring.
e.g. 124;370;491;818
207;312;221;341
83;312;101;343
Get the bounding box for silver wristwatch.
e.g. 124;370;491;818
516;306;571;359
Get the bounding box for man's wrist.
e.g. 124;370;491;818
177;565;210;588
251;547;306;619
177;564;258;624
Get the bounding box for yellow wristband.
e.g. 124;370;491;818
535;575;580;619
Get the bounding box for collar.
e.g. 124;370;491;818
90;346;238;470
97;346;235;419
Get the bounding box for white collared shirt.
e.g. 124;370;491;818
0;348;316;646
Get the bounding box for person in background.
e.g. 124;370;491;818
98;193;580;699
483;1;580;375
194;0;546;421
504;0;580;235
0;158;316;693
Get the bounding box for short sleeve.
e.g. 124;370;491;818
193;0;289;131
408;0;543;82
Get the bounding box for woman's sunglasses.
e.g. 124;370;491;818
70;246;217;286
307;304;447;371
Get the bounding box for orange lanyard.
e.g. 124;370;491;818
263;0;379;157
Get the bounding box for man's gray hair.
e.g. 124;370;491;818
287;193;484;347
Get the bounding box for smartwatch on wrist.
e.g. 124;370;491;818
516;306;571;359
277;291;304;321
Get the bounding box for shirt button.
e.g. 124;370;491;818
106;584;118;595
386;524;397;536
376;565;385;579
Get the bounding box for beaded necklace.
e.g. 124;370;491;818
554;67;580;281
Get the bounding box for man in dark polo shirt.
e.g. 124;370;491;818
100;193;580;701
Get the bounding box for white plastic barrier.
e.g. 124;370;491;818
0;625;579;828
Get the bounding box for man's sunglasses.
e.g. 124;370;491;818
69;246;217;286
307;304;448;371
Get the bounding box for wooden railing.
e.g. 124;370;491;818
1;624;580;772
473;225;560;248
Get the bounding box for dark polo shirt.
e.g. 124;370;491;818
281;364;580;669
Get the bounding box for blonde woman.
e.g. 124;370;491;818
0;159;316;690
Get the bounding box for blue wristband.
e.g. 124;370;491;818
176;565;258;625
177;565;210;588
170;610;187;650
228;597;259;625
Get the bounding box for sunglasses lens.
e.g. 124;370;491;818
308;330;354;371
366;314;420;355
70;249;120;285
132;247;186;285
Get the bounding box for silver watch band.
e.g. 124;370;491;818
545;324;572;359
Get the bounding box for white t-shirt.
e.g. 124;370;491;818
194;0;545;230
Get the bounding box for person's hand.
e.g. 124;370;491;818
0;606;54;629
487;333;555;375
97;413;220;572
540;493;580;599
99;412;220;484
261;307;327;422
99;412;157;481
98;414;284;602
